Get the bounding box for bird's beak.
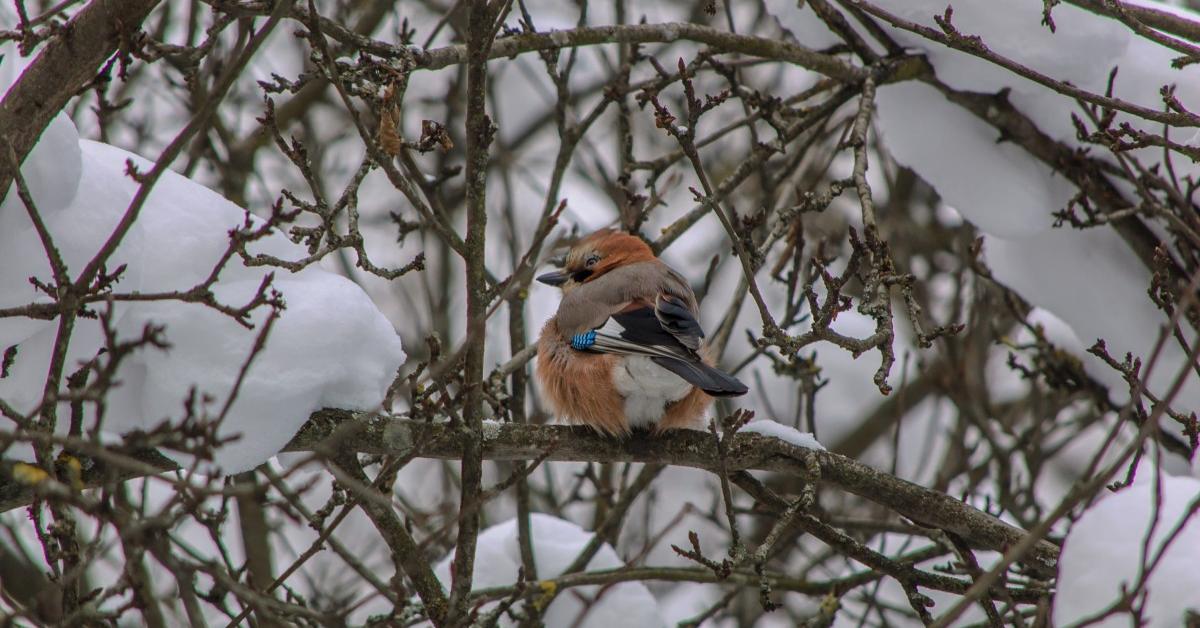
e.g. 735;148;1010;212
536;270;568;286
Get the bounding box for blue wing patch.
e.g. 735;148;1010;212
571;330;597;350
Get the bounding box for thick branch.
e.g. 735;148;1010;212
848;0;1200;126
294;414;1059;575
219;3;872;80
445;0;496;623
1066;0;1200;45
0;412;1060;576
411;22;868;81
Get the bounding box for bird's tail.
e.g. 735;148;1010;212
651;356;748;397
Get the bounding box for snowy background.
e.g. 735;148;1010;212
2;0;1199;625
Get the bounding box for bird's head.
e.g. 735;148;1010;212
536;229;655;294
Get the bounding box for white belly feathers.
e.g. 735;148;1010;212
610;355;692;427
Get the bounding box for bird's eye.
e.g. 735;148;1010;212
585;254;600;267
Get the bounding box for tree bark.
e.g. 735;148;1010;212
0;0;162;202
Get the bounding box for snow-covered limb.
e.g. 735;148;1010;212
740;418;825;451
0;413;1060;576
0;0;161;203
0;9;407;474
1055;474;1200;627
226;11;874;80
291;415;1059;574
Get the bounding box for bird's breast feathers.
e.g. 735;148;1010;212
536;318;699;430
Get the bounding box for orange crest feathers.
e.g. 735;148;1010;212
570;229;655;280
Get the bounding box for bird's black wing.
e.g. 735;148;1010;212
609;306;691;350
585;306;746;397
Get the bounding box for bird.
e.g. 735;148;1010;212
535;229;747;435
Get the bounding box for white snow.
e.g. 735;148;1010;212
0;52;83;221
874;81;1076;239
0;48;405;474
548;29;570;47
862;0;1200;438
984;227;1182;397
431;513;666;627
1054;474;1200;626
741;419;825;451
481;418;503;441
4;0;1200;622
1019;307;1088;359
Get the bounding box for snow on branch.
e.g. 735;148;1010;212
0;412;1060;578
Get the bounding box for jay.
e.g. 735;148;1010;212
535;229;747;435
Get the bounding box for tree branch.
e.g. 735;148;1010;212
410;22;869;81
0;0;162;202
0;411;1060;577
213;6;874;81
